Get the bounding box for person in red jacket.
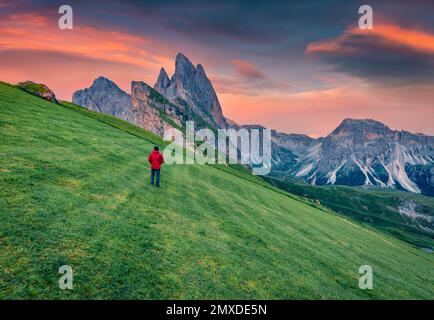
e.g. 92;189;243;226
148;146;164;187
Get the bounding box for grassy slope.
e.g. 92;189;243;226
0;82;433;299
265;178;434;249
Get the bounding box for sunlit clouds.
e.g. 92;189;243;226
0;1;433;136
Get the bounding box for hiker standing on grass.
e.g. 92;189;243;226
148;146;164;187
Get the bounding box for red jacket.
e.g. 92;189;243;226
148;150;164;170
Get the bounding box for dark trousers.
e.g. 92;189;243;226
151;169;160;187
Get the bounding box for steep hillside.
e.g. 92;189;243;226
0;82;433;299
265;177;434;249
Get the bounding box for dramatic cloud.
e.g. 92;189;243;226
0;13;170;69
220;83;434;137
0;48;153;99
306;23;434;84
0;10;178;98
211;61;294;96
9;13;48;26
0;0;433;136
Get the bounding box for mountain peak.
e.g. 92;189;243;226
340;118;386;126
92;77;130;96
196;63;205;73
175;53;195;78
154;67;171;93
152;53;227;128
72;77;131;120
175;52;191;64
93;76;112;85
332;118;391;136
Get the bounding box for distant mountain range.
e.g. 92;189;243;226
72;53;434;196
268;119;434;196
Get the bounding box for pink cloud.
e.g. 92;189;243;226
219;82;434;137
0;10;433;138
0;11;179;99
306;22;434;56
9;13;48;27
231;59;266;80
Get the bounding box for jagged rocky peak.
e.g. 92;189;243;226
93;75;111;84
154;52;228;129
154;68;171;93
90;76;124;92
72;76;132;121
330;118;393;140
333;118;391;133
174;53;196;79
74;76;126;99
195;63;207;79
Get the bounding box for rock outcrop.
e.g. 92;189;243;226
17;81;58;103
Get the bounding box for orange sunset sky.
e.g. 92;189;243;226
1;0;433;137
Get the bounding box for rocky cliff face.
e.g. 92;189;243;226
130;81;183;136
72;77;184;136
271;119;434;196
72;53;228;136
72;77;133;122
154;53;227;129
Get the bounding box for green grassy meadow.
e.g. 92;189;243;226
265;178;434;249
0;82;433;299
